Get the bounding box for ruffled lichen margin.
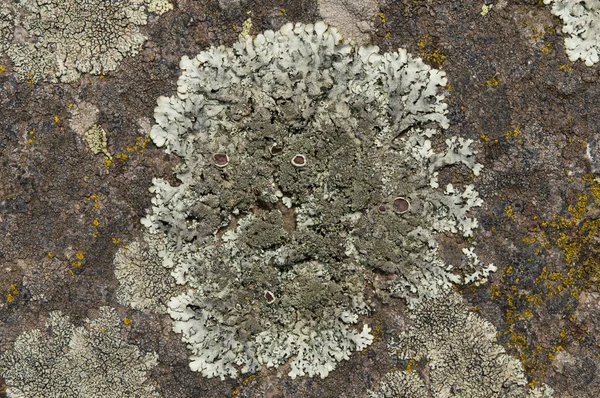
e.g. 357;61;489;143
115;21;495;380
544;0;600;66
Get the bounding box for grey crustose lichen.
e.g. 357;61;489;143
114;232;180;313
368;292;554;398
0;7;13;54
0;307;160;398
1;0;169;83
119;21;494;380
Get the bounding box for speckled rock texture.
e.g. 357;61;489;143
1;0;600;397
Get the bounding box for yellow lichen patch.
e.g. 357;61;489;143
405;359;416;372
123;317;133;325
238;18;252;40
559;64;572;72
232;387;240;396
493;173;600;382
378;12;387;23
71;261;82;267
112;237;121;244
486;76;501;87
505;127;522;144
540;42;551;54
0;65;5;73
27;128;37;144
126;136;151;154
242;374;256;386
489;283;501;299
481;4;493;16
47;251;54;258
76;252;85;260
87;197;103;235
116;153;129;161
104;158;112;168
85;125;112;159
371;316;384;342
504;205;515;220
89;194;102;211
53;115;60;123
6;284;19;303
417;35;447;65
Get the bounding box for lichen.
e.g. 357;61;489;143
146;0;173;15
367;370;428;397
0;307;160;398
544;0;600;66
125;21;491;380
368;291;554;398
6;0;151;82
0;7;13;54
238;17;252;39
85;124;112;159
489;173;600;382
114;232;180;313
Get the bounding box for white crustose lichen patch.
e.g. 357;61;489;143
0;307;160;398
368;292;555;398
2;0;170;82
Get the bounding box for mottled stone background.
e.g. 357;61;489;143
0;0;599;397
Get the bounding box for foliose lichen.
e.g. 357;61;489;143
544;0;600;66
4;0;155;82
0;307;160;398
122;21;493;380
368;291;554;398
